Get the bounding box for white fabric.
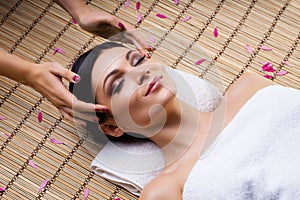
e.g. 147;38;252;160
183;85;300;200
91;138;164;196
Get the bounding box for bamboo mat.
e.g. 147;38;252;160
0;0;299;199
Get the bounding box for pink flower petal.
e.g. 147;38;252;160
39;180;48;191
29;160;37;169
261;46;272;51
148;32;155;43
245;44;253;55
276;70;288;76
83;188;89;200
156;13;167;19
124;0;130;8
50;138;65;145
0;187;6;192
38;110;43;123
135;1;141;11
3;133;11;138
174;0;179;5
182;16;191;22
263;74;273;79
114;198;121;200
281;60;291;66
213;26;218;38
137;13;142;23
71;18;77;24
0;115;5;120
118;22;125;29
262;62;276;72
52;47;64;56
195;58;206;65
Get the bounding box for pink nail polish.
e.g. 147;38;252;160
73;75;80;83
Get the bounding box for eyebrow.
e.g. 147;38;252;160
102;50;134;93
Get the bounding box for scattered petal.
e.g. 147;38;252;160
0;187;6;192
38;110;43;123
263;74;273;79
195;58;206;65
29;160;37;169
52;47;64;56
0;115;5;120
213;26;218;38
83;188;89;200
71;18;77;24
3;133;11;138
262;62;276;72
261;46;272;51
124;0;130;8
39;180;48;191
148;32;155;43
182;16;191;22
137;13;143;23
118;22;125;29
174;0;179;5
50;138;65;145
281;60;291;66
156;13;167;19
114;198;121;200
245;44;253;55
135;1;141;11
276;70;288;76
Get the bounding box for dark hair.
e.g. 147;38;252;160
70;42;126;124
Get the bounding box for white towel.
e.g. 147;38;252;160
183;85;300;200
91;68;222;195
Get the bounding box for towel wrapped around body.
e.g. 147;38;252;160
183;85;300;200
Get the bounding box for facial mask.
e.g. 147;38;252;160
165;67;223;112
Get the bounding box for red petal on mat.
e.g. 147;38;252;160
118;22;125;29
245;44;253;55
50;138;65;145
83;188;89;200
71;18;77;24
148;32;155;43
137;13;142;23
195;58;206;65
261;46;272;51
182;16;191;22
276;70;288;76
39;180;48;191
29;160;37;169
114;198;121;200
0;187;6;192
156;13;167;19
0;115;6;120
136;1;141;11
213;26;218;38
124;0;130;8
281;60;291;66
262;62;275;72
263;74;273;79
38;111;43;123
3;133;11;138
52;47;64;56
174;0;179;5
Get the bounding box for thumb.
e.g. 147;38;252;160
49;62;81;83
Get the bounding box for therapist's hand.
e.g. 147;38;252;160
25;62;107;126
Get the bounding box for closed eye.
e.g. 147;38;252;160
112;78;125;95
134;55;145;67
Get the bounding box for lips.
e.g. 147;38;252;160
145;76;162;96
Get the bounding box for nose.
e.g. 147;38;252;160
125;67;150;85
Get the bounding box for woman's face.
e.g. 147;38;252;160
92;46;177;135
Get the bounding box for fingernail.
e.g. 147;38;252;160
95;107;108;112
118;22;125;29
73;75;80;83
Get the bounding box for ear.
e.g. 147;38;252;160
98;118;124;137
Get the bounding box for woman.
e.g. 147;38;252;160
70;42;300;199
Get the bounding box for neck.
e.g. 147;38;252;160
149;99;213;165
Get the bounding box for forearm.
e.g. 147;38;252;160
55;0;89;21
0;50;34;85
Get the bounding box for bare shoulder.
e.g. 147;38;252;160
139;172;182;200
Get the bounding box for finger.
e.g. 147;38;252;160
49;62;81;83
59;108;87;127
72;98;108;113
